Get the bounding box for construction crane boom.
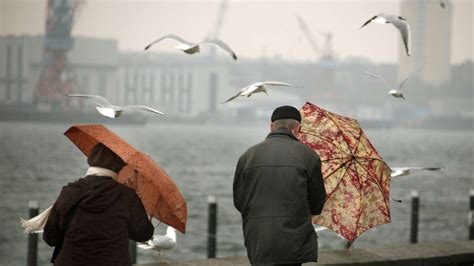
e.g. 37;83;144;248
295;15;321;56
295;14;334;61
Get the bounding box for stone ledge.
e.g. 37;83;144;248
135;240;474;266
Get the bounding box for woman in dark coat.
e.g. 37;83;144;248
43;143;154;266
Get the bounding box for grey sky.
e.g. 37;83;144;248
1;0;472;64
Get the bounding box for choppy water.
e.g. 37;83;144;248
0;121;473;265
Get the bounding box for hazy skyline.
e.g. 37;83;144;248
0;0;472;64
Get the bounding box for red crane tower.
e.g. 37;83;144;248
34;0;85;110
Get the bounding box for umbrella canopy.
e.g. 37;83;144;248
64;124;187;234
298;102;391;243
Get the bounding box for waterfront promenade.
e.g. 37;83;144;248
136;240;474;266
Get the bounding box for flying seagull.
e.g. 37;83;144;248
360;13;411;56
144;34;237;61
66;94;164;118
440;0;446;8
364;67;423;99
137;226;177;263
391;166;444;178
221;81;300;103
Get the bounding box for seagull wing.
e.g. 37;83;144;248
221;87;247;103
399;66;423;90
364;72;394;90
152;236;176;250
360;15;377;29
137;242;155;250
391;166;443;177
313;225;346;240
314;226;329;233
388;17;411;56
404;166;444;171
65;94;112;108
390;167;410;177
144;34;194;51
200;39;238;60
122;105;165;115
261;81;299;87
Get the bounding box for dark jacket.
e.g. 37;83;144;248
233;128;326;265
43;175;154;266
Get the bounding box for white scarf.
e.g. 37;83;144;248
86;166;118;179
20;167;117;233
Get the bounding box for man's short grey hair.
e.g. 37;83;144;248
272;119;300;130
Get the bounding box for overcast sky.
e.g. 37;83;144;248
1;0;472;64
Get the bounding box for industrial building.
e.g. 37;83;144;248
0;34;233;118
398;0;452;85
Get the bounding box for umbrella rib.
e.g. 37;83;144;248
323;157;353;181
353;159;390;212
351;157;386;163
325;164;351;200
301;131;352;158
321;157;351;163
348;159;364;243
351;128;363;156
322;156;380;163
324;113;358;157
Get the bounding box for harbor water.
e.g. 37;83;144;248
0;121;473;265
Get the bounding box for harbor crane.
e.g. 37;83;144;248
34;0;85;109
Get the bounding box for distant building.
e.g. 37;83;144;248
399;0;452;85
0;35;40;105
0;35;232;117
116;53;230;117
0;35;118;108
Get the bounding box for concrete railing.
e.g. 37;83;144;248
135;240;474;266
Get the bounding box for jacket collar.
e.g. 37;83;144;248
266;128;299;141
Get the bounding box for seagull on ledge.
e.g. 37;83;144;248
138;226;177;263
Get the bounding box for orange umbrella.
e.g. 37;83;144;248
299;102;391;243
64;124;187;234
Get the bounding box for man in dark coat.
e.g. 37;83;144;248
43;143;154;266
233;105;326;266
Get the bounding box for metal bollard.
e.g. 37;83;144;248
207;195;217;258
27;200;39;266
345;241;352;249
129;240;137;264
469;189;474;240
410;190;419;244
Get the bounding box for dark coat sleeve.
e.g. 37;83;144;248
43;185;81;247
233;156;245;213
128;191;154;242
43;202;62;247
307;155;326;215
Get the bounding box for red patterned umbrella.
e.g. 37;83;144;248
64;124;187;233
298;102;391;243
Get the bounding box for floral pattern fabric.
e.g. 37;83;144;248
298;102;391;242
